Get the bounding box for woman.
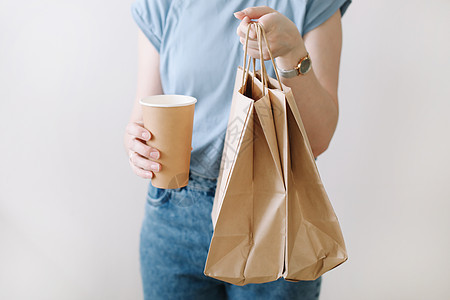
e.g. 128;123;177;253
124;1;351;299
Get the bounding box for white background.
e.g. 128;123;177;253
1;0;449;299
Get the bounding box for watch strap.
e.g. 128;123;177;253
276;67;299;78
276;52;311;78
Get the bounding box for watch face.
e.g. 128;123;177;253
299;57;312;74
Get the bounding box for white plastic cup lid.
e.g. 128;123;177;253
139;95;197;107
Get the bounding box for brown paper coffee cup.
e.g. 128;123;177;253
140;95;197;189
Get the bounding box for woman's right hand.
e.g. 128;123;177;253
124;121;161;179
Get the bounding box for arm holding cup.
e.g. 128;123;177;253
123;29;163;179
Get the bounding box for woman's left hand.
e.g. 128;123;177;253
234;6;307;64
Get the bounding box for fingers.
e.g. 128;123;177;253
130;152;161;173
128;149;161;179
126;121;162;179
126;121;160;159
236;18;268;54
129;137;160;160
239;34;271;60
129;158;153;179
237;19;265;60
126;121;151;141
236;16;257;40
127;138;161;178
239;36;265;50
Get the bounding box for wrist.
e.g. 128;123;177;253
275;43;308;71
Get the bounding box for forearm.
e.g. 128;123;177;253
125;29;163;153
124;97;143;149
276;46;338;157
129;97;144;123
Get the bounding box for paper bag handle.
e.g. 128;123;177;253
241;24;255;91
255;23;284;92
241;22;284;93
242;23;267;93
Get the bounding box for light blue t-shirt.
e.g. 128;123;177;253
131;0;351;179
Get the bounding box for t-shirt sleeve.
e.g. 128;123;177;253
130;0;171;52
302;0;352;36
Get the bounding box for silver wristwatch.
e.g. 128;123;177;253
277;53;312;78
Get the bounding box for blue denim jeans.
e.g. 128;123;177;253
140;172;322;300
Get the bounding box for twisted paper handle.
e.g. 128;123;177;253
241;22;284;93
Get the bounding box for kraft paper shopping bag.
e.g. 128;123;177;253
204;23;347;286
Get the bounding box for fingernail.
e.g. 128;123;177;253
150;151;159;159
142;132;149;140
150;164;160;172
146;172;153;178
